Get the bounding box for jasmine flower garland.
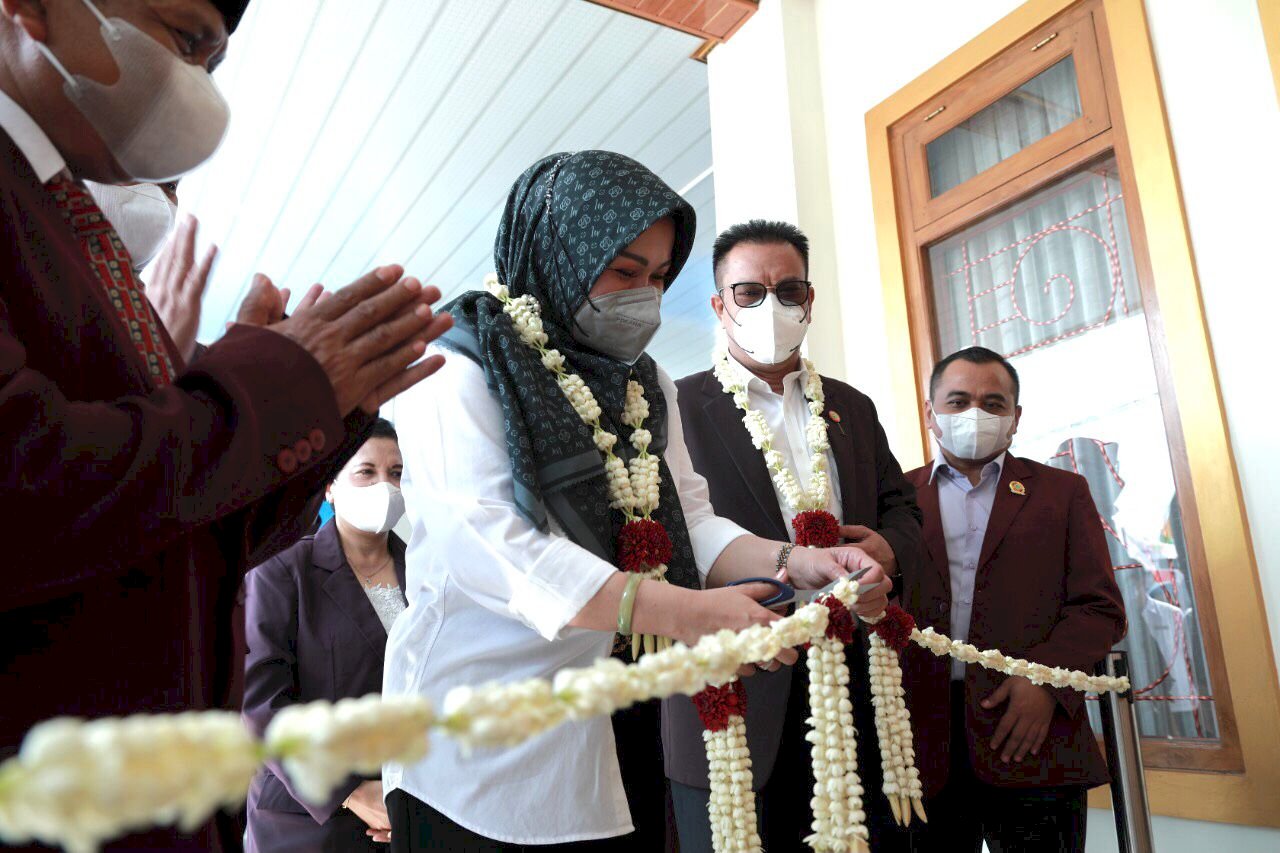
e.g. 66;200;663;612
712;347;839;548
488;274;670;656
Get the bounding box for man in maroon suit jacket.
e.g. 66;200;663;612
896;347;1125;853
0;2;450;849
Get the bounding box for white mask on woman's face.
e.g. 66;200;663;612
727;293;809;365
331;481;405;535
932;406;1015;461
33;0;230;181
84;181;176;269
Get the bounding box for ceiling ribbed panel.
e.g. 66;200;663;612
181;0;720;382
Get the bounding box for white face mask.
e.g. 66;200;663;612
331;481;405;535
84;181;176;269
571;286;663;365
727;293;810;365
932;407;1015;461
34;0;230;182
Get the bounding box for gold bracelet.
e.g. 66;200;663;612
617;573;645;636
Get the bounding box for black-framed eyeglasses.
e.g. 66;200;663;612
720;280;812;309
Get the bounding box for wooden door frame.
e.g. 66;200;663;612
865;0;1280;828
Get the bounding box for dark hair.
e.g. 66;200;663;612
368;417;398;443
712;220;810;285
929;346;1021;403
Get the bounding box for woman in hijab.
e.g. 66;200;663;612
382;151;889;851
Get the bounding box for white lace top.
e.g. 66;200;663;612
362;583;407;633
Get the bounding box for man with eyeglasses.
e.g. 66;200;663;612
661;220;923;852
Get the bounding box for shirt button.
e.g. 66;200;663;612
276;448;298;474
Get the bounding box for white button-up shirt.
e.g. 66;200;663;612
383;348;748;844
931;452;1006;680
0;88;68;181
718;353;843;537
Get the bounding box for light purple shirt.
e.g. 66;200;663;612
930;452;1007;680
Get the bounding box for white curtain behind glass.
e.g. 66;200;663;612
926;56;1082;197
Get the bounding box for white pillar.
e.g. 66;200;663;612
705;0;846;377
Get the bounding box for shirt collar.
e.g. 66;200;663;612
930;450;1007;485
723;349;807;395
0;88;68;183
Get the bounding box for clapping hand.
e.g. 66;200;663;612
146;213;215;362
268;264;453;415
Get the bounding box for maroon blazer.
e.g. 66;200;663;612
0;132;371;851
242;522;406;853
900;455;1125;795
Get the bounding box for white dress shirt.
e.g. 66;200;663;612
931;452;1006;680
0;88;68;182
719;353;843;537
383;348;748;844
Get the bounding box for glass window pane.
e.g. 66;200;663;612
927;160;1220;742
927;56;1083;197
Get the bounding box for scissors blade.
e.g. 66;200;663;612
794;565;882;604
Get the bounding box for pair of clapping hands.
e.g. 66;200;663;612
146;213;451;415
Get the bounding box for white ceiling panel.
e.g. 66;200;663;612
180;0;722;380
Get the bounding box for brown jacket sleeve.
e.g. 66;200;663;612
1024;474;1127;715
0;314;348;606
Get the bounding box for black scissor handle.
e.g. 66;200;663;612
726;576;796;608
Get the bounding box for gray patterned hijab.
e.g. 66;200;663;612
439;151;700;589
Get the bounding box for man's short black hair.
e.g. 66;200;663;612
368;417;398;443
929;346;1021;403
712;220;810;285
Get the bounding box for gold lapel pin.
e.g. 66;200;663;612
1010;481;1026;496
828;410;845;435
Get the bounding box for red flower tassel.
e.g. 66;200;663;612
792;509;839;548
616;518;673;573
818;595;857;644
692;679;748;732
868;603;916;653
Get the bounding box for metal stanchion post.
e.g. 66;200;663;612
1096;650;1155;853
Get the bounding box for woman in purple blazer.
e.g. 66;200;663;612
243;419;409;852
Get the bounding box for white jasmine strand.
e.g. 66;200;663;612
712;347;831;515
0;577;1130;852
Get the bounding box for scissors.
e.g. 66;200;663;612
726;565;884;608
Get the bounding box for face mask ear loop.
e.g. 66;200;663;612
78;0;119;39
723;298;760;357
32;39;77;88
34;0;119;88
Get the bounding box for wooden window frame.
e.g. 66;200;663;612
903;12;1109;229
866;0;1280;828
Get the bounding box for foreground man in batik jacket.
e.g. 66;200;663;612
896;347;1125;852
662;220;925;852
0;2;451;849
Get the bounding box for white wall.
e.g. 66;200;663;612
711;0;1280;847
810;0;1024;445
1141;0;1280;696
